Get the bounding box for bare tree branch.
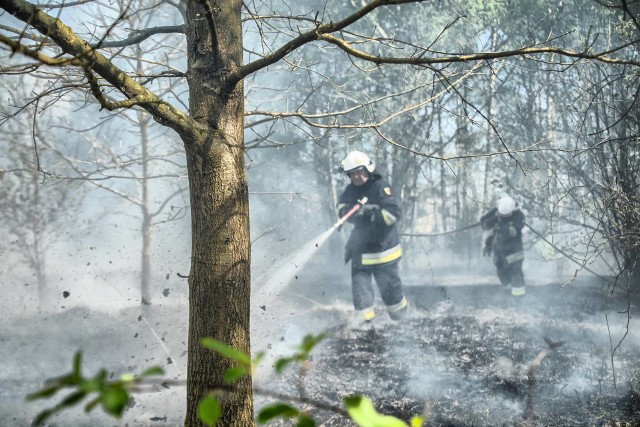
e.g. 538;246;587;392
0;0;204;140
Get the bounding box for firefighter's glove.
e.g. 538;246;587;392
482;245;492;257
360;204;380;222
352;204;378;222
507;223;517;237
481;230;491;256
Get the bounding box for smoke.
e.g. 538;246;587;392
1;122;636;427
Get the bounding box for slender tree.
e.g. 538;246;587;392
0;82;85;309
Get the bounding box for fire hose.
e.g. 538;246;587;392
523;223;609;283
402;221;609;282
332;197;368;230
402;220;482;237
252;196;367;244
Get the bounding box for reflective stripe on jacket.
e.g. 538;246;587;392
338;173;402;268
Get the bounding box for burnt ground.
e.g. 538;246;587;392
253;274;640;427
2;273;639;426
0;302;189;426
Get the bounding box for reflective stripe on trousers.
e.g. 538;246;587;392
352;262;405;310
387;295;408;313
505;250;524;264
361;244;402;266
387;296;409;320
355;307;376;321
511;286;526;296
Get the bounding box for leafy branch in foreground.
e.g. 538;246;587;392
26;351;164;426
28;333;423;426
201;333;423;427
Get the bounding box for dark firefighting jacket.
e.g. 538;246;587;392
337;173;402;268
481;207;525;267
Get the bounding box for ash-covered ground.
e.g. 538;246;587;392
0;302;189;427
2;272;639;426
253;273;640;427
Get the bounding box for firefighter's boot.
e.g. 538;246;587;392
387;296;409;321
351;307;376;327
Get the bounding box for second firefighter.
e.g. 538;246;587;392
480;195;526;296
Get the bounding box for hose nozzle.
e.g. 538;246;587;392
334;196;369;229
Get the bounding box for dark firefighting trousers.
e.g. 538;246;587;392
496;258;525;289
352;262;405;313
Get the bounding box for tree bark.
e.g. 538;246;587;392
184;1;253;426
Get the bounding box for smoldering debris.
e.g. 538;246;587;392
257;280;640;427
2;276;638;426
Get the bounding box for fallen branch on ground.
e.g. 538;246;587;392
524;336;564;422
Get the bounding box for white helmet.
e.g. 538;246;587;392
497;195;516;217
341;150;375;173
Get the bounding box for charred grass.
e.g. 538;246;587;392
262;280;640;426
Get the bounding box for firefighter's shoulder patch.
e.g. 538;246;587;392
384;186;392;196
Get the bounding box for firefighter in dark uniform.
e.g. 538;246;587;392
480;195;526;296
337;150;409;322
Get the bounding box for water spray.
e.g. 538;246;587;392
254;197;368;304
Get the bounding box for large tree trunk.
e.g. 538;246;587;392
184;1;253;426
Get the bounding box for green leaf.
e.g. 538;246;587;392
296;414;316;427
26;384;62;401
79;369;107;393
201;338;251;365
29;386;87;425
223;366;247;384
31;408;56;426
343;395;363;408
252;351;265;366
100;387;129;417
299;333;327;354
140;366;165;377
257;403;299;424
92;369;108;385
41;373;74;388
72;351;83;381
27;382;87;426
79;377;105;393
197;395;221;426
84;396;101;413
343;395;408;427
60;390;87;407
274;357;294;374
